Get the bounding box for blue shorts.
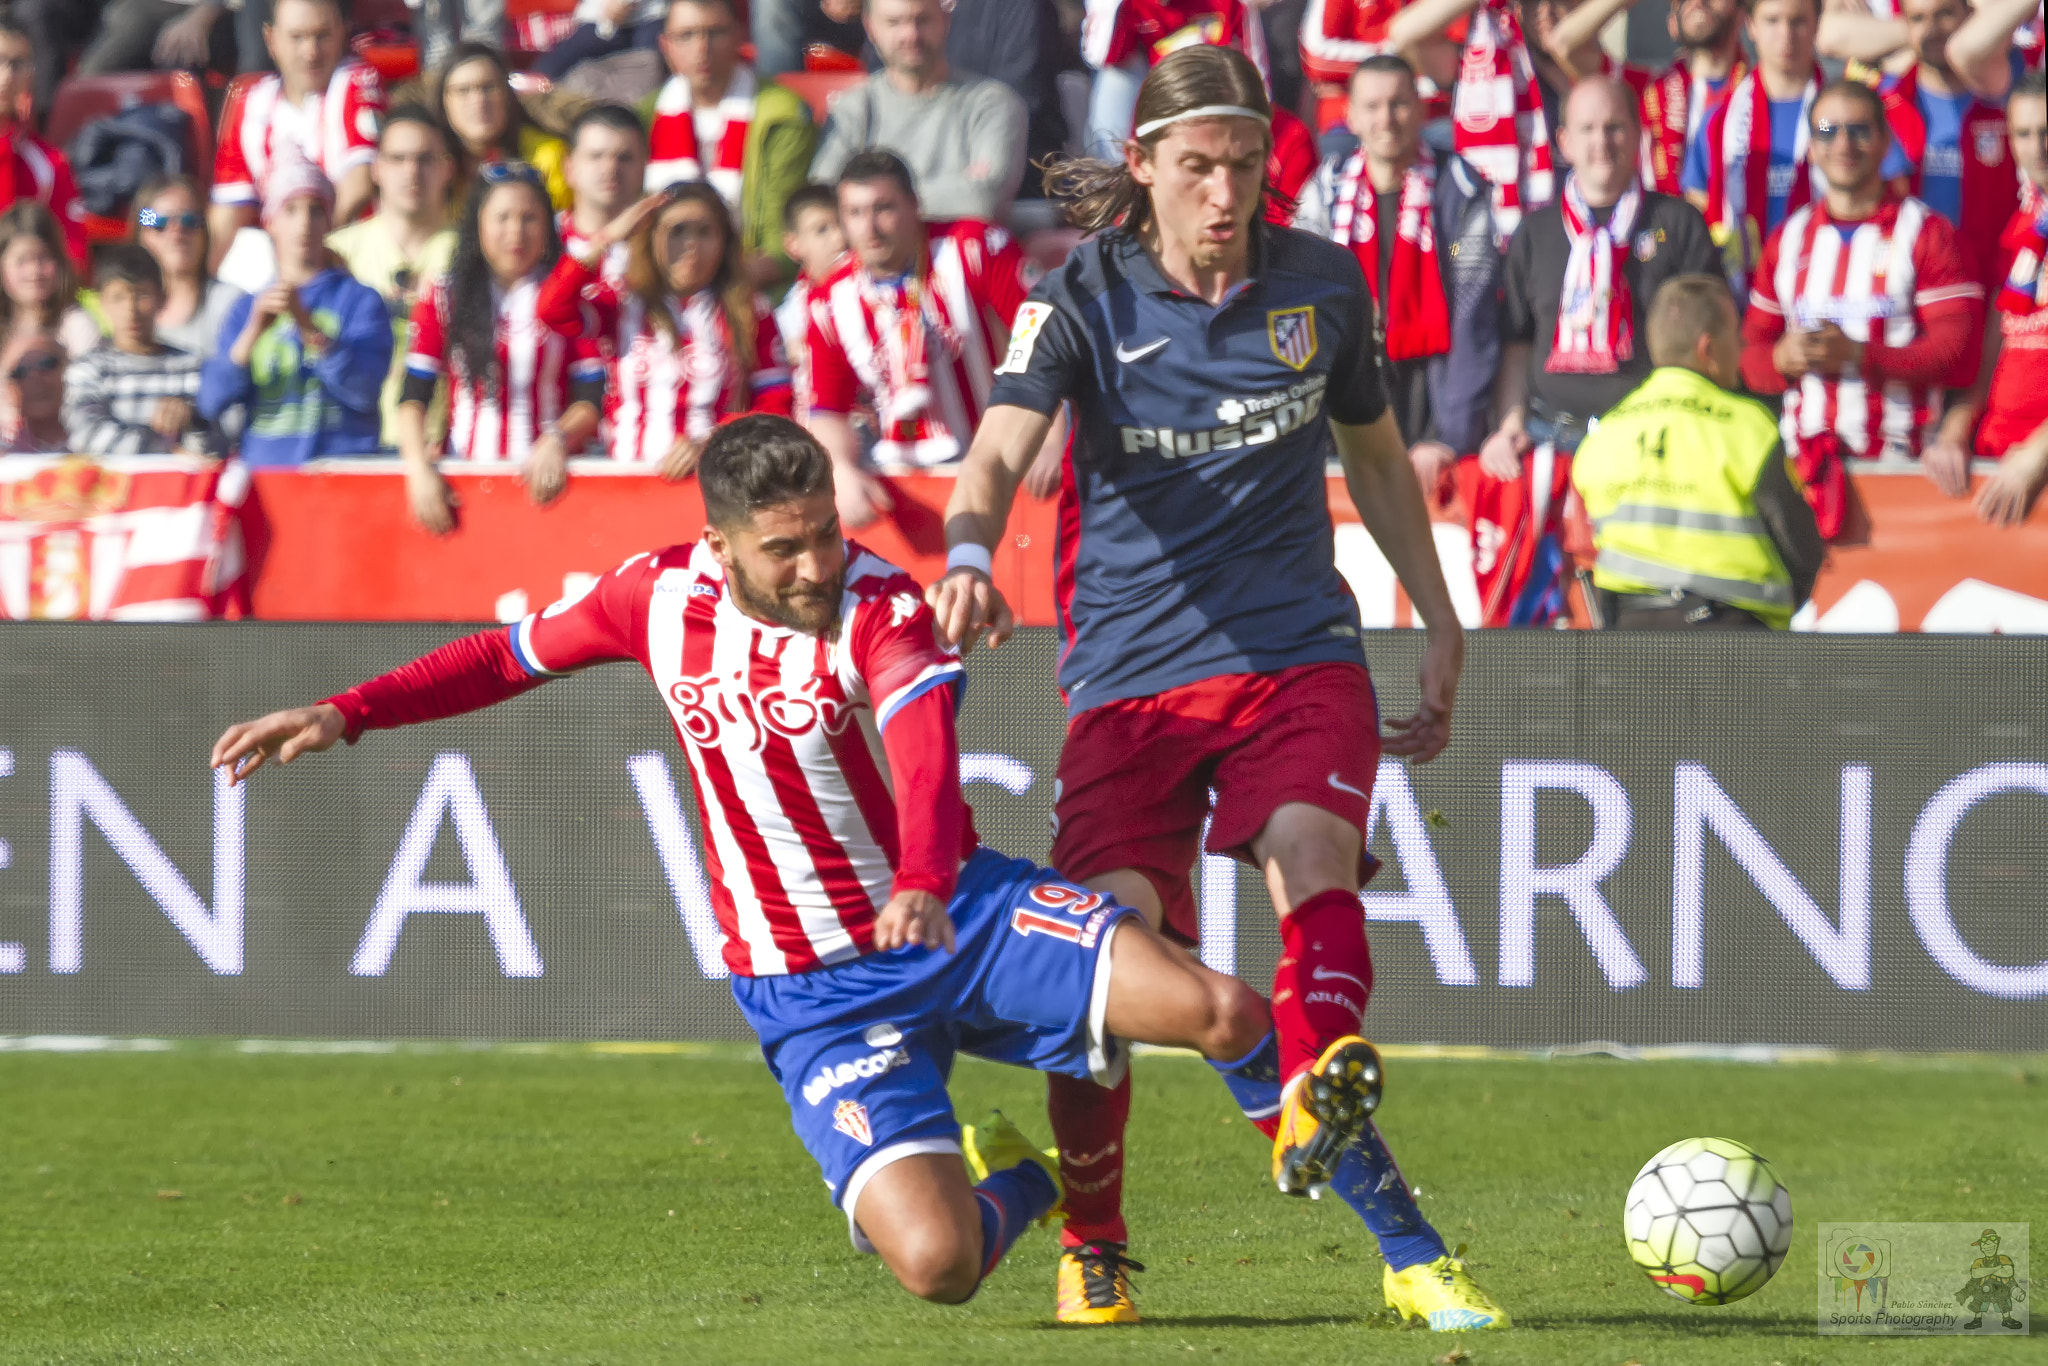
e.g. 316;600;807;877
729;847;1141;1244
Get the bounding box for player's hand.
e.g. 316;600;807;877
1922;433;1972;498
925;565;1015;652
151;396;194;441
210;703;346;786
1977;453;2047;526
1384;625;1463;764
1478;419;1530;482
525;434;569;505
872;889;955;953
659;435;704;482
406;461;459;534
836;464;894;530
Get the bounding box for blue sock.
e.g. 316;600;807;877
973;1161;1058;1283
1331;1122;1449;1271
1209;1030;1283;1126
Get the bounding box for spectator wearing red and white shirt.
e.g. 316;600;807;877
804;151;1027;530
0;24;86;274
208;0;384;276
559;104;649;293
538;181;793;475
1926;69;2048;522
1081;0;1268;160
1541;0;1750;197
399;164;606;534
1742;81;1984;533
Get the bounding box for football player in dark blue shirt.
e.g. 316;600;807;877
924;44;1508;1335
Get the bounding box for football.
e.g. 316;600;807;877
1623;1137;1794;1305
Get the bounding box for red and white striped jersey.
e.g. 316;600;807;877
0;124;88;270
645;66;755;206
805;221;1028;466
535;253;794;461
1749;195;1983;459
556;210;631;291
212;62;385;208
509;541;973;976
405;273;606;462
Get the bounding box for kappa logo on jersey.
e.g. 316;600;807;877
888;591;919;626
1268;306;1318;370
668;671;856;750
832;1099;873;1145
1118;374;1329;459
802;1044;912;1105
994;301;1054;376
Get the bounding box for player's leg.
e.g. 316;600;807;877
852;1146;1060;1304
1038;698;1215;1323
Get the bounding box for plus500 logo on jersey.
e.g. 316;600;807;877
1119;375;1328;459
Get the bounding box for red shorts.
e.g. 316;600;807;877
1048;661;1382;942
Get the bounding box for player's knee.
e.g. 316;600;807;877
887;1225;982;1304
1201;972;1270;1061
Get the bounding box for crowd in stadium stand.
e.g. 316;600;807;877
2;0;2047;562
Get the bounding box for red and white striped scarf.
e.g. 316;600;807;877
1329;151;1450;360
1705;64;1821;298
857;257;963;442
1451;0;1554;235
1548;175;1640;375
1999;180;2048;315
646;66;755;206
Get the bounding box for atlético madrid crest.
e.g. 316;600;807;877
1268;306;1318;371
832;1099;873;1145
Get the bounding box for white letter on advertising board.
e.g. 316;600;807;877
350;753;541;978
48;752;244;975
1671;763;1872;990
1360;759;1477;985
1904;761;2048;999
1498;761;1645;989
626;751;728;979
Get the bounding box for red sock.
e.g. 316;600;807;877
1270;888;1374;1085
1047;1069;1130;1248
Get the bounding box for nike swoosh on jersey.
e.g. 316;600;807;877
1114;337;1170;363
1311;964;1367;992
1327;771;1369;799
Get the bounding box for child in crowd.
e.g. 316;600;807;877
198;160;393;467
0;202;97;359
0;334;69;453
773;182;846;424
62;246;214;456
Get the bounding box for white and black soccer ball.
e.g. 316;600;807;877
1623;1136;1793;1305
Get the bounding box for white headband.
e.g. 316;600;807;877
1132;104;1268;139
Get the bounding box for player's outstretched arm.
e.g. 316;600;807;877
211;704;348;787
928;403;1052;650
1333;413;1466;764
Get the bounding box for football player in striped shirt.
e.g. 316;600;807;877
536;182;792;476
208;415;1375;1314
400;163;607;533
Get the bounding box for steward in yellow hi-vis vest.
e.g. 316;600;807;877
1571;276;1825;630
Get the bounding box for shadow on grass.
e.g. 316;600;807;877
1041;1314;1379;1331
1517;1311;1816;1336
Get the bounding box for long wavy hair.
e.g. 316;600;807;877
428;42;532;185
626;181;757;414
0;201;80;336
1040;44;1273;238
444;172;563;396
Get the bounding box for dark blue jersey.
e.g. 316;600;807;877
987;222;1388;716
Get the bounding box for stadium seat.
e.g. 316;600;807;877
350;0;414;31
352;33;420;84
46;72;214;244
804;44;863;73
508;0;580;58
780;70;864;125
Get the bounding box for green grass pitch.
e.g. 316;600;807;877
2;1045;2043;1365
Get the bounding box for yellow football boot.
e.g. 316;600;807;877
1271;1035;1384;1198
960;1109;1062;1226
1056;1241;1144;1324
1383;1248;1512;1331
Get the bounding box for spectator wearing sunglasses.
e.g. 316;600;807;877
1742;80;1984;524
538;181;792;477
198;158;394;466
0;334;68;453
400;162;606;532
63;246;217;457
84;176;251;362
